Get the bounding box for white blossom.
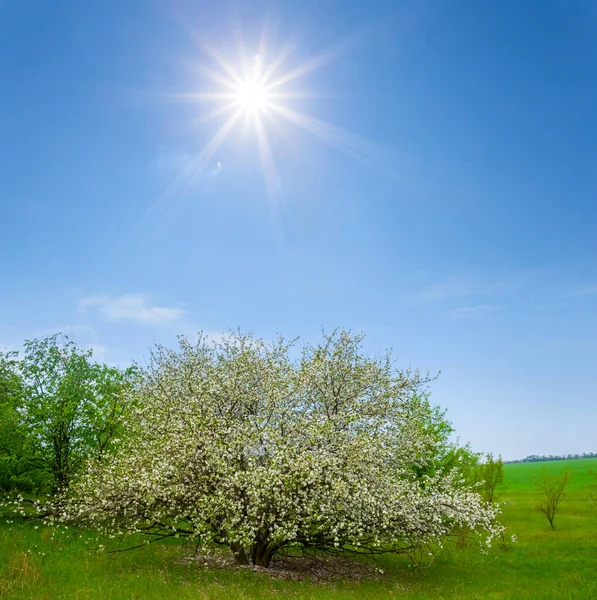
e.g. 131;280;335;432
53;330;504;567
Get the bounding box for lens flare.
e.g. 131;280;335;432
235;79;269;112
151;26;397;220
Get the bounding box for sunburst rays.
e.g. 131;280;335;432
147;26;399;221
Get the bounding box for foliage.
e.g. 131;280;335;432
506;452;597;464
473;454;504;503
0;351;45;491
533;466;570;530
0;335;135;494
57;330;503;568
408;400;480;484
3;459;597;600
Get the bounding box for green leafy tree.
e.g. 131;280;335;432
81;362;138;461
533;466;570;530
59;330;504;568
9;335;134;493
20;336;92;491
474;454;504;503
0;351;36;490
410;400;480;483
0;353;24;458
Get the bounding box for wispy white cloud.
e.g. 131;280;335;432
409;270;544;306
450;304;503;320
414;276;510;303
39;325;112;361
87;343;110;357
6;325;115;364
42;324;98;343
80;294;186;325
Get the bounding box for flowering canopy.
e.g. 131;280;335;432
60;330;503;567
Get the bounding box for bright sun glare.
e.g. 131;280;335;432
235;79;269;112
155;28;393;211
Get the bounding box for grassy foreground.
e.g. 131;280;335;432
1;459;596;599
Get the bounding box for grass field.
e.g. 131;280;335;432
1;459;596;599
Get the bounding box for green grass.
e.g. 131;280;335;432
1;459;596;599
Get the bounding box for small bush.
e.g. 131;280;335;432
533;466;570;530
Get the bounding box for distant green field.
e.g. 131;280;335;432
2;459;596;599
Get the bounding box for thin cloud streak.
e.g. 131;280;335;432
410;271;544;304
450;304;503;320
80;294;186;325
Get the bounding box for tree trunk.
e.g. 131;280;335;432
230;543;249;566
251;541;274;568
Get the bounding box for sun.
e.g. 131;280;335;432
154;29;395;212
234;78;269;113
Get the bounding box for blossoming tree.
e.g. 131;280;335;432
60;330;503;567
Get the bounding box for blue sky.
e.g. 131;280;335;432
1;0;596;460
